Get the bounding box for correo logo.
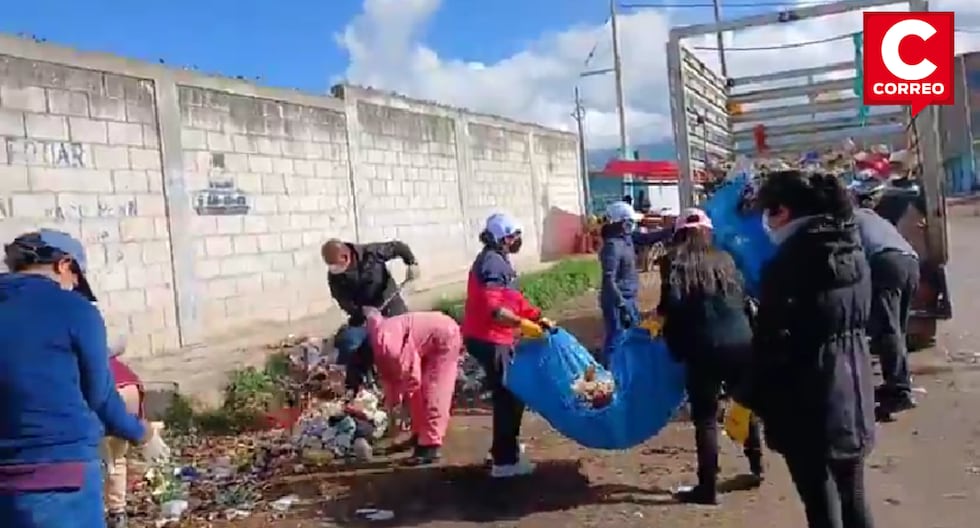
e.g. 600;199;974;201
862;12;955;116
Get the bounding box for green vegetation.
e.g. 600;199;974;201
435;257;601;322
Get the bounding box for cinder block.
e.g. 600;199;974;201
0;166;30;192
25;114;69;141
125;100;157;124
135;194;166;216
129;148;162;170
248;155;274;173
119;217;157;241
142;125;160;148
256;234;283;252
204;236;234;257
216;215;244;235
261;174;286;194
208;277;238;299
108;121;144;146
206;132;233;152
129;307;168;332
10;193;56;217
232;135;257;153
68;117;108;144
0;109;25;136
91;265;128;292
92;145;130;170
29;167;113;193
233;172;262;193
144;286;174;309
46;89;89;117
180;129;207;150
272;157;294;175
140;240;170;264
107;289;148;313
232;235;259;254
242;215;268;234
1;85;47;112
112;170;150;193
127;263;168;288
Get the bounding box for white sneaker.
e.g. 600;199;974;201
484;443;526;466
491;459;536;478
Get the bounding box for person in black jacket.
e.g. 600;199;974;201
321;239;421;391
658;208;761;505
749;170;876;528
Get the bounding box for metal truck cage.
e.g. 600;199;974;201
666;0;948;266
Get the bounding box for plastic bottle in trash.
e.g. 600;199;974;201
724;402;752;444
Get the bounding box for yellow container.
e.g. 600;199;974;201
724;402;752;444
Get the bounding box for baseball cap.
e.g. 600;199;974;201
485;213;522;242
676;207;713;231
7;228;96;301
606;201;643;223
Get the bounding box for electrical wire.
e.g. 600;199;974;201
621;1;830;8
690;28;980;51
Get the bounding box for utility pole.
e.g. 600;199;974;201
573;86;593;214
711;0;728;79
610;0;629;159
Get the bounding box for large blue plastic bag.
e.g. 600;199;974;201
504;328;686;450
702;175;776;297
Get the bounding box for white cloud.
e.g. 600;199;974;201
337;0;980;150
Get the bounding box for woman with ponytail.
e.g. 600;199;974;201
746;171;876;528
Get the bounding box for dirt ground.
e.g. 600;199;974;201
208;213;980;528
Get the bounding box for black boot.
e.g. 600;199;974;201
746;452;764;487
674;484;718;505
405;444;441;466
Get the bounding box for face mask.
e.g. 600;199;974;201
761;211;776;241
327;263;347;275
508;237;523;254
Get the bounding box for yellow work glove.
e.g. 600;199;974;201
639;316;664;336
519;319;544;339
537;317;557;331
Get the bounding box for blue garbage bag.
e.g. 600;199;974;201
505;328;686;450
702;175;776;297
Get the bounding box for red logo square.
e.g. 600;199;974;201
862;12;955;116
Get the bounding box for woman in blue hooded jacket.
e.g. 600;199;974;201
597;201;672;366
0;230;169;528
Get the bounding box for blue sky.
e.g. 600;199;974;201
0;0;776;93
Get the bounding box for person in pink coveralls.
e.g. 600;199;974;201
363;307;462;465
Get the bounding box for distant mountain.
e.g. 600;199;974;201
586;141;676;171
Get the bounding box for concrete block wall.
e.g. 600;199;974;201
0;55;179;353
0;35;583;357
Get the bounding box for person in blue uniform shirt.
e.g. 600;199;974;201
597;201;673;366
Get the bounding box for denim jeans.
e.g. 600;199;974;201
0;459;105;528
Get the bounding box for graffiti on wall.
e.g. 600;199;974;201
5;138;87;167
194;180;250;215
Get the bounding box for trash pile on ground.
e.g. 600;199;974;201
292;390;389;463
571;365;615;409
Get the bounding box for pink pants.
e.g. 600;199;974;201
409;330;461;447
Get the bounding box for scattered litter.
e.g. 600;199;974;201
271;494;300;512
571;365;615;409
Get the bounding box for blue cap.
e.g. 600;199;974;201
8;229;95;301
605;201;643;223
485;213;522;242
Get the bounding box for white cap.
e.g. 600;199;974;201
605;201;643;223
484;212;522;242
677;207;713;230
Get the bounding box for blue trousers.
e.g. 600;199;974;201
0;460;105;528
599;296;640;368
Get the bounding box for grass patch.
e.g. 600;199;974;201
435;257;600;322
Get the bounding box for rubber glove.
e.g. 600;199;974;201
616;305;634;328
140;422;171;464
405;264;422;282
519;319;544;338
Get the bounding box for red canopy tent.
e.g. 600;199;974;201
601;159;708;183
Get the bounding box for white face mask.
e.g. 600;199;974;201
761;210;777;243
327;264;347;275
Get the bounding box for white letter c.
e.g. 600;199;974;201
881;19;937;81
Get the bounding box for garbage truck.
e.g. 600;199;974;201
665;0;951;348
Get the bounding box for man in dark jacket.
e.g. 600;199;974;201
853;208;919;420
321;239;420;390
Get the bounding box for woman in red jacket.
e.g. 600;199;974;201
461;213;552;478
